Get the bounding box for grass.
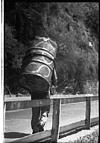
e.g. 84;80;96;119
65;128;99;143
43;128;99;143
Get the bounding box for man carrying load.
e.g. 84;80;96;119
19;36;58;133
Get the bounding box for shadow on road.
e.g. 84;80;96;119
4;132;29;138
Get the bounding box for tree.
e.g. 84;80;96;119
4;1;99;94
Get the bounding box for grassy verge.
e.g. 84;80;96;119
67;128;99;143
42;128;99;143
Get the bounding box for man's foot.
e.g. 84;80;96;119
38;124;44;132
32;124;44;134
32;127;40;134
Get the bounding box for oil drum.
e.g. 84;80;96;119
20;37;57;92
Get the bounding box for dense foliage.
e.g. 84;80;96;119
4;1;99;95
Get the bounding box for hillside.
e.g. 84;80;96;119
4;1;99;95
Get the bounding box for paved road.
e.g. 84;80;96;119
4;100;98;142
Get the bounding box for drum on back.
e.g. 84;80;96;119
20;37;57;92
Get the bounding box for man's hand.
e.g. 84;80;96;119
50;85;57;95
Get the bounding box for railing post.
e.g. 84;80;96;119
85;97;91;129
4;102;6;129
51;99;61;142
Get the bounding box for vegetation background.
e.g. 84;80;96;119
4;1;99;96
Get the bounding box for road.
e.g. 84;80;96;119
4;100;98;142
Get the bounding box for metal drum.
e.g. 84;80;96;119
20;37;57;92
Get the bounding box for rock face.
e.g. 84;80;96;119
20;37;57;92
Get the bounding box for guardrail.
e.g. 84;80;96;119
4;94;99;142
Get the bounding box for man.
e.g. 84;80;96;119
19;36;57;133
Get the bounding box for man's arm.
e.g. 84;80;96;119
50;68;57;95
52;68;57;86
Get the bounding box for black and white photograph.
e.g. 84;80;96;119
1;1;99;143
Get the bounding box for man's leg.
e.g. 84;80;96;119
39;92;50;131
31;92;50;133
39;104;50;130
31;107;41;133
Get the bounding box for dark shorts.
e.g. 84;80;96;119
31;91;50;100
19;74;49;94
